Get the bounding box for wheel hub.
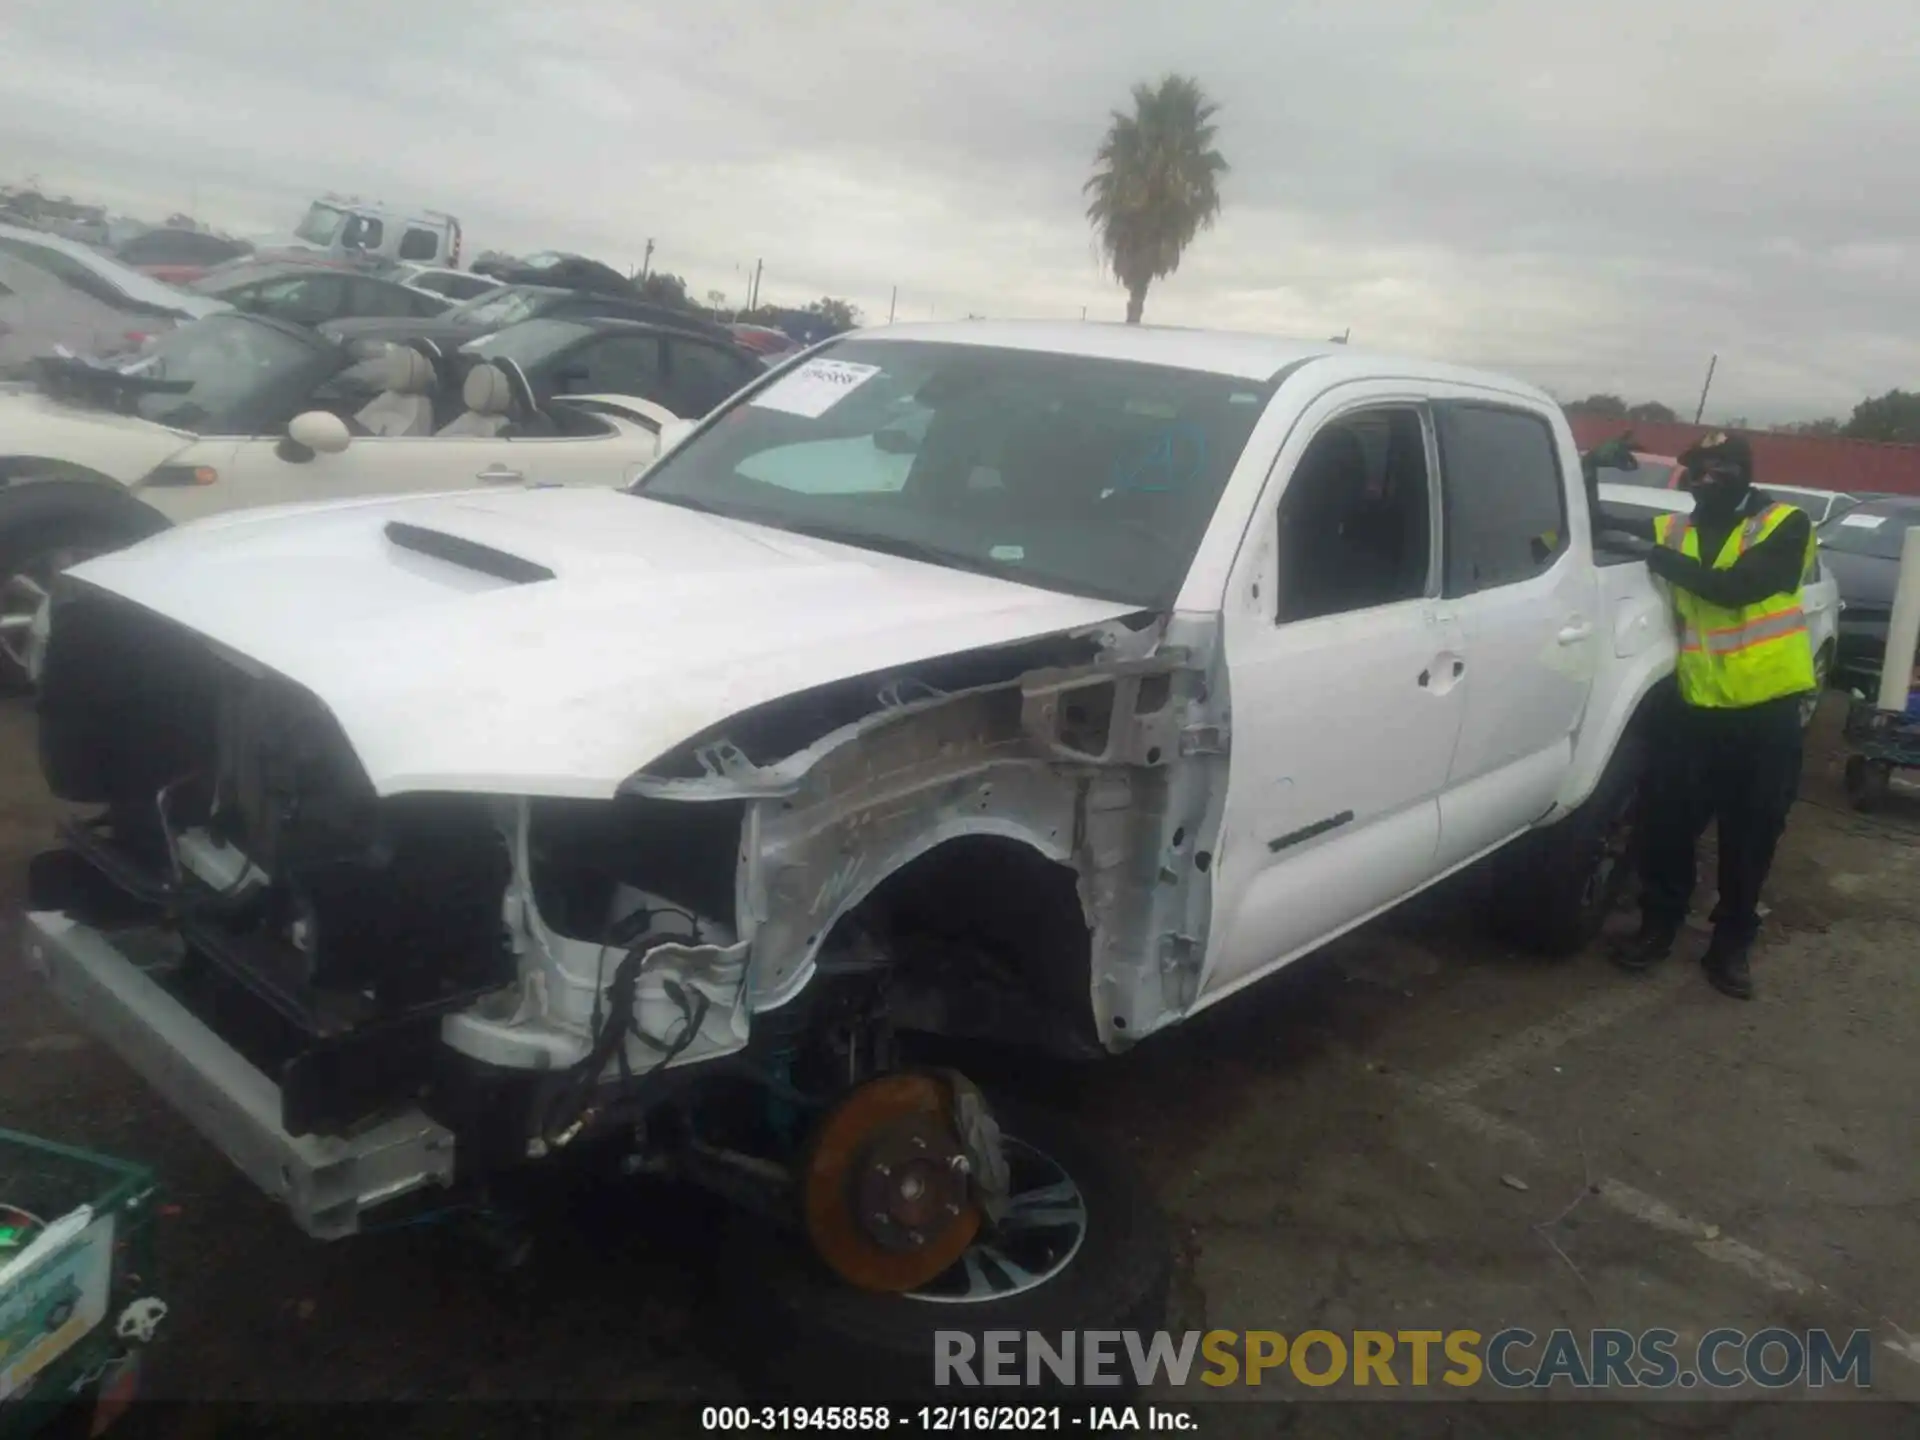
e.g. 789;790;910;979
801;1073;983;1292
850;1115;972;1253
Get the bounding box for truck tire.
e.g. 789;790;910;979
0;480;170;691
718;1100;1171;1403
1492;729;1647;958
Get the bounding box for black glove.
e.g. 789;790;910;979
1598;529;1656;559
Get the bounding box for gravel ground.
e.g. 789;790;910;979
2;694;1916;1437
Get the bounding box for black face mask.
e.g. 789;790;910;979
1687;468;1748;518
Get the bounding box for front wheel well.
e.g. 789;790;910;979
830;835;1099;1057
0;458;129;489
0;471;170;537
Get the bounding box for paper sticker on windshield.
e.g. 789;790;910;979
1839;513;1887;529
751;359;882;419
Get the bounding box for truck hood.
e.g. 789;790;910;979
0;389;194;485
65;487;1138;799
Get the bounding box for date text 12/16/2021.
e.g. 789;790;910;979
701;1406;1200;1431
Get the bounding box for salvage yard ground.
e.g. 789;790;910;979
2;694;1917;1437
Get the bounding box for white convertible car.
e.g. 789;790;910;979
0;310;681;679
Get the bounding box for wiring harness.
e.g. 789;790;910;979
537;903;713;1151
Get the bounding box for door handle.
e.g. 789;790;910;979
1557;619;1595;646
476;465;524;484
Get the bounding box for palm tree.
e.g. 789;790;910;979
1084;75;1229;325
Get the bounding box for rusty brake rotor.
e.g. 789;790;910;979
800;1071;984;1293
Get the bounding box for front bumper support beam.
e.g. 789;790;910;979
22;910;456;1239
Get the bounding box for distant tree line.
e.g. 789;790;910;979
1566;388;1920;444
1565;395;1681;424
635;271;861;337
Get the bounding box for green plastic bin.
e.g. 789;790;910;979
0;1130;162;1439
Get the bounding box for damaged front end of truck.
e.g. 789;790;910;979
22;575;1231;1267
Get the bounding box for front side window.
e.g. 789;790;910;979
1274;408;1433;622
564;335;665;397
464;319;597;379
666;338;761;416
242;273;346;324
633;339;1271;607
1435;404;1568;596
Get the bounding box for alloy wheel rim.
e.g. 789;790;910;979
0;546;93;673
904;1137;1088;1304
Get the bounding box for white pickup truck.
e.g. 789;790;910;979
21;322;1681;1391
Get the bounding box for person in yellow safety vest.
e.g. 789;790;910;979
1600;432;1815;999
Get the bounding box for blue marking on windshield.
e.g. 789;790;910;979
1113;422;1208;493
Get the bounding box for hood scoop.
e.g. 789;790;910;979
383;522;555;585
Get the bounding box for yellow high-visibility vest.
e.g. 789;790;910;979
1654;503;1817;709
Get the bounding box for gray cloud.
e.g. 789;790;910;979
4;0;1914;421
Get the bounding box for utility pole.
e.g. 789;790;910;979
1693;353;1719;424
1081;306;1087;321
888;286;897;324
640;238;654;282
748;258;763;312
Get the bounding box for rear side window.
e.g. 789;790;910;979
399;228;440;262
1435;404;1568;596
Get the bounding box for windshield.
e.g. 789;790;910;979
116;314;319;430
447;286;552;329
632;339;1272;607
464;317;593;367
293;203;350;247
1819;503;1920;560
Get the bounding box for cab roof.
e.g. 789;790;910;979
860;319;1550;401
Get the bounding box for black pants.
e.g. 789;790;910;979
1637;687;1806;946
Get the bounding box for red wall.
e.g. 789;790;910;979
1565;416;1920;497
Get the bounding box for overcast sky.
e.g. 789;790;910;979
4;0;1914;423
